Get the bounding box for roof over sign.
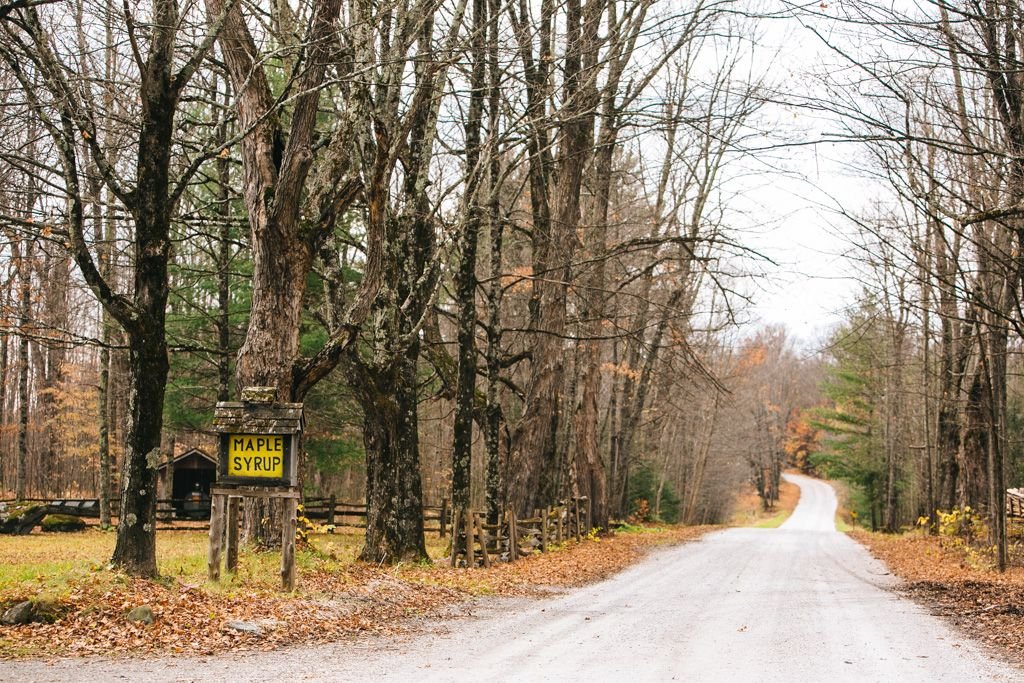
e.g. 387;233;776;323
212;402;304;435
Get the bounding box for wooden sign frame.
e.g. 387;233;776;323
207;389;304;591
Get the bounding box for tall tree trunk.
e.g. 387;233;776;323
209;0;350;547
451;0;487;555
111;334;169;576
14;239;31;500
38;249;69;494
482;0;505;524
98;340;112;527
984;321;1008;571
351;353;428;563
512;0;603;512
216;79;233;404
0;327;7;493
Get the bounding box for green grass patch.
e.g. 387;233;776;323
0;527;450;601
612;523;668;534
753;510;792;529
0;636;36;658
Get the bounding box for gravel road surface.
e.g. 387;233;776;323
6;474;1018;682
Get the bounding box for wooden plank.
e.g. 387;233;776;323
507;510;517;562
440;497;448;539
226;496;240;572
211;486;300;499
541;507;549;552
281;496;298;591
1007;490;1024;518
207;493;226;581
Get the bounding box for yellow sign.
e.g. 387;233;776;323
226;434;286;478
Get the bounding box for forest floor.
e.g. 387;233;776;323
0;523;715;659
853;526;1024;667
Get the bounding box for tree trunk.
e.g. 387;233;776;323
509;0;602;514
216;78;233;404
110;335;169;576
451;0;487;554
985;322;1008;571
236;250;309;547
208;0;348;547
934;224;963;511
354;355;428;563
0;329;7;493
108;0;177;574
15;242;30;500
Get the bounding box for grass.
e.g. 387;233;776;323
753;510;791;529
612;522;672;534
825;478;856;533
0;526;449;601
731;476;801;528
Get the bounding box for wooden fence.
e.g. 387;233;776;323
302;496;450;536
1;496;592;556
1007;489;1024;518
449;497;591;568
0;497;118;518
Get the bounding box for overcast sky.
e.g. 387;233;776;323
737;11;874;350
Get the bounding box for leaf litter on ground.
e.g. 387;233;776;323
0;524;715;659
853;528;1024;666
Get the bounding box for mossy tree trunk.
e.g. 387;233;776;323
6;0;215;576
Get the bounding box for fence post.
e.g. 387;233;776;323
440;497;449;538
207;493;226;581
281;496;298;592
327;494;336;529
464;508;475;568
574;498;582;542
556;507;564;544
226;496;240;572
541;507;549;552
507;510;517;562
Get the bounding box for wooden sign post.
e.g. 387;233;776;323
207;387;304;591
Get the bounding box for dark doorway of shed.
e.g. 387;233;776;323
159;448;217;519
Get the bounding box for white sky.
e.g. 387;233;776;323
735;11;875;350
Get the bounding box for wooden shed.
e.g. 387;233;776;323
157;448;217;519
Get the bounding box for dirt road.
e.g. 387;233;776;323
6;474;1018;681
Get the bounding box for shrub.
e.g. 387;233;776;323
937;506;987;545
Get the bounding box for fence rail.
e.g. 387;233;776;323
450;497;591;568
0;495;593;557
302;496;450;536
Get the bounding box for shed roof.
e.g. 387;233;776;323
157;447;217;470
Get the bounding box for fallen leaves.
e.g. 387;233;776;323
0;525;716;660
853;529;1024;666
